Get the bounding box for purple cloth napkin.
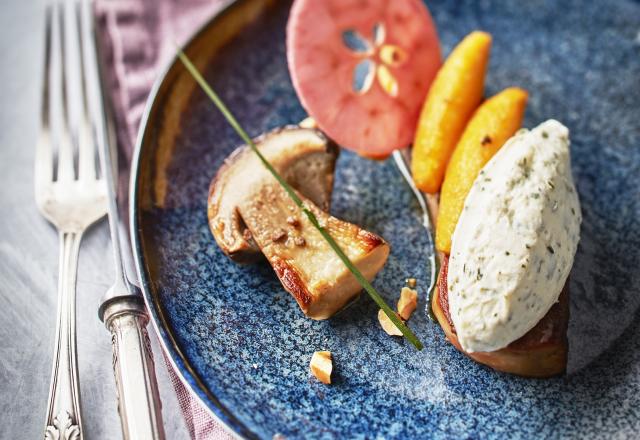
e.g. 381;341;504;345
94;1;233;438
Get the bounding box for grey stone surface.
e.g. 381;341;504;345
0;1;189;438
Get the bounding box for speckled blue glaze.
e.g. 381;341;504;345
131;0;640;438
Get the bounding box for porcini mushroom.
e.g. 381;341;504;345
208;126;390;320
208;126;338;262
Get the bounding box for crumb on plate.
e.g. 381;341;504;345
310;351;332;384
398;287;418;320
378;309;404;336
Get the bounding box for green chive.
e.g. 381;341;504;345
177;50;423;350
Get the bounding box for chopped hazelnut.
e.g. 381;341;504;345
405;278;417;289
294;236;306;247
309;351;332;384
271;228;287;242
299;116;318;129
397;287;418;320
378;309;403;336
286;216;300;228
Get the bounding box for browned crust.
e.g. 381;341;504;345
271;256;313;310
356;230;385;253
434;254;569;377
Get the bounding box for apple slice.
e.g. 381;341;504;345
287;0;441;157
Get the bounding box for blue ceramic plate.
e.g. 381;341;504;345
131;0;640;438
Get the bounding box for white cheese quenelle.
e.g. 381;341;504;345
447;119;582;353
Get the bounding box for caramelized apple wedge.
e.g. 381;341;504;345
433;255;569;377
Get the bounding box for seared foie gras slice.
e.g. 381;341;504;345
433;255;569;377
208;126;338;262
239;183;389;320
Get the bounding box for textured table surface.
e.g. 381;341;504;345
0;1;189;438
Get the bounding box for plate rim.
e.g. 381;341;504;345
129;0;262;438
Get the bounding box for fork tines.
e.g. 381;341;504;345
36;0;102;192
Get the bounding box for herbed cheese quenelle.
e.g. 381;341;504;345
446;120;582;353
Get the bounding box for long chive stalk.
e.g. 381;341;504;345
177;50;423;350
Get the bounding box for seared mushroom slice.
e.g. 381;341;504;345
239;182;389;319
208;127;338;262
208;128;390;320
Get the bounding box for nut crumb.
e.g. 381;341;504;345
378;309;404;336
397;287;418;320
299;117;318;129
405;278;417;289
286;216;300;227
294;236;306;247
310;351;332;384
242;229;253;241
271;229;287;242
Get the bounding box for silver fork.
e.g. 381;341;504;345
36;2;108;439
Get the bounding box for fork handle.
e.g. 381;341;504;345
103;297;165;440
44;231;84;440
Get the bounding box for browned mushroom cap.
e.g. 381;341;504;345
208;126;338;262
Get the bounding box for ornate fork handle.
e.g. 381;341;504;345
45;231;84;440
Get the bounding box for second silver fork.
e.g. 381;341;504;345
35;2;108;439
